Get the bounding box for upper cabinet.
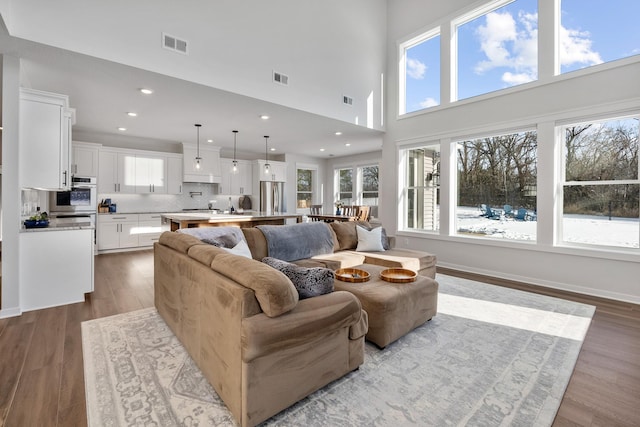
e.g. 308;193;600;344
98;147;182;194
219;158;252;195
254;159;287;182
182;143;221;183
19;88;73;190
72;141;100;177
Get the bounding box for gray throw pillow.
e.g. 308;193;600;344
262;257;335;299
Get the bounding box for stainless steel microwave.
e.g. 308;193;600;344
49;176;97;213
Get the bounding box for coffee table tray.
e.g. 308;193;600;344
380;268;417;283
335;268;370;283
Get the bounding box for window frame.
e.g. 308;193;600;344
295;163;318;213
399;27;441;116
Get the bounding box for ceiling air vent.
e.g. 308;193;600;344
343;95;353;106
162;33;188;54
273;71;289;86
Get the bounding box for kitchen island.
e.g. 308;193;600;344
161;211;303;231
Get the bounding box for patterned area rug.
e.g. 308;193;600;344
82;274;595;426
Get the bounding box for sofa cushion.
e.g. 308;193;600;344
310;252;366;270
257;222;334;262
222;239;253;259
159;231;205;254
187;243;227;266
356;248;437;274
241;227;269;260
330;221;376;250
355;225;385;252
262;257;335;300
211;254;298;317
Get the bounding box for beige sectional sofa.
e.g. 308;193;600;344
242;220;437;279
154;231;368;427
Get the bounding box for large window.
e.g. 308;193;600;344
361;165;379;206
402;145;440;231
401;30;440;114
335;164;380;217
455;0;538;101
337;168;353;205
296;168;314;209
561;116;639;248
456;130;537;241
559;0;640;74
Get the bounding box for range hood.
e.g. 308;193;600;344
182;143;222;184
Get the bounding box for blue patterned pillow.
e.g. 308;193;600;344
262;257;335;299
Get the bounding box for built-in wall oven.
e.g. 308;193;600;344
49;176;97;213
49;176;98;253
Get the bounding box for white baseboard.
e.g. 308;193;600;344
0;306;22;319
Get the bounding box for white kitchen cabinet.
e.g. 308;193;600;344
19;88;72;190
72;141;100;177
167;155;183;194
182;143;222;183
97;214;139;250
220;158;252;195
19;228;94;311
134;154;167;194
254;160;287;182
137;213;169;247
99;148;177;194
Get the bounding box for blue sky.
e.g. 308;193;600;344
405;0;640;112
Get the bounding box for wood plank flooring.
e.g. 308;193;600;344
0;251;637;426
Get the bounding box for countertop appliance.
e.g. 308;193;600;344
49;176;97;213
260;181;285;215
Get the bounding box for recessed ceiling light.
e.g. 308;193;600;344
335;131;342;136
320;148;325;152
118;127;127;131
345;143;351;147
127;112;137;117
270;147;276;151
139;88;153;95
207;139;213;143
260;115;270;120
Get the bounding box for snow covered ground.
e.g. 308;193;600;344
456;206;639;248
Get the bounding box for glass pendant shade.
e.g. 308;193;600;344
264;135;271;175
231;130;239;174
194;123;203;170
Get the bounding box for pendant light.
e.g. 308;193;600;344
194;123;202;170
264;135;271;175
231;130;239;174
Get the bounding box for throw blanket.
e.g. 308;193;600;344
257;222;334;262
177;226;246;248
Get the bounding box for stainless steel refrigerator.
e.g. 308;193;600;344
260;181;285;214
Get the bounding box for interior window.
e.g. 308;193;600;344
455;0;538;100
559;0;640;74
561;116;639;249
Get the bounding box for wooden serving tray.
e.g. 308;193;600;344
335;268;370;283
380;268;417;283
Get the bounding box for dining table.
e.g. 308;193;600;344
307;213;357;222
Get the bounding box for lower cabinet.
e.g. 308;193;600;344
20;229;94;311
97;213;168;251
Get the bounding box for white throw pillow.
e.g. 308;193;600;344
222;239;253;259
355;225;385;252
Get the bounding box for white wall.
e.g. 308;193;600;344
2;0;387;131
1;54;21;317
384;0;640;303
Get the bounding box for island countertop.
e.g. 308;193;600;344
161;211;303;230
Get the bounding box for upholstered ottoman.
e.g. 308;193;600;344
334;264;438;348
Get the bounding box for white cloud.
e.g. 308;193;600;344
559;26;603;67
473;10;539;87
419;97;439;108
407;58;427;79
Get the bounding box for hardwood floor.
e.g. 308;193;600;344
0;252;637;426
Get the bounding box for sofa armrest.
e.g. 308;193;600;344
241;291;367;362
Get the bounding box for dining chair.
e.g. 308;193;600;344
356;205;370;221
341;205;357;218
309;204;322;221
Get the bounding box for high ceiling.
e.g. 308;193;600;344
2;33;385;159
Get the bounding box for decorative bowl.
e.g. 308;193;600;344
335;268;370;283
380;268;417;283
24;219;50;229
